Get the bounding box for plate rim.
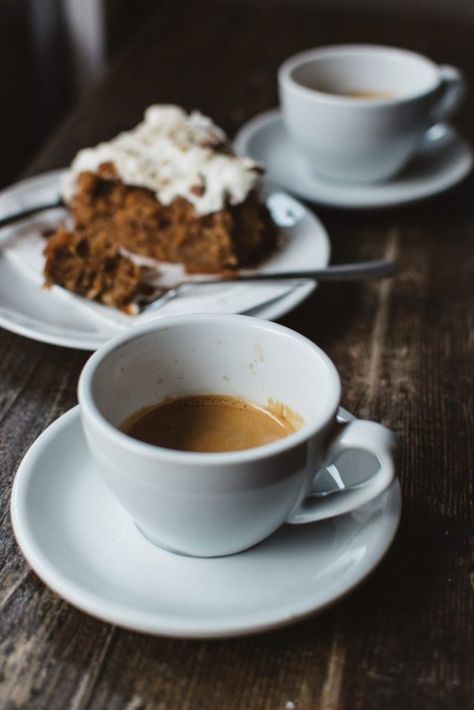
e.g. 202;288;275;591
0;170;330;350
234;108;473;209
11;405;402;638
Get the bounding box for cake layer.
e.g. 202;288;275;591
44;225;145;312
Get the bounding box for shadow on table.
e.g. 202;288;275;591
279;280;366;353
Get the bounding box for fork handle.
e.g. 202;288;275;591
192;260;398;285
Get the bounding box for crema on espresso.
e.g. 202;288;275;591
121;395;301;453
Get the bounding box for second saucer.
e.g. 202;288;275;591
234;109;472;209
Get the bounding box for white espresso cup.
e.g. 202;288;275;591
78;314;397;557
278;44;465;183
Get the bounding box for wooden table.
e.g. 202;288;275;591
1;3;473;708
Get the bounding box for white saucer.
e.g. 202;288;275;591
234;109;473;209
11;406;401;638
0;171;329;350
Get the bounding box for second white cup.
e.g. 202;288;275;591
278;44;465;183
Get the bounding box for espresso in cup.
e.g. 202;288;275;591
321;89;396;100
122;394;301;452
296;81;397;102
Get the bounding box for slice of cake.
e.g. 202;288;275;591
44;106;276;311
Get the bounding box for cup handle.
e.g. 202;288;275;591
431;65;466;124
287;419;397;524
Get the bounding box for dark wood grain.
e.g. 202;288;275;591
1;2;473;708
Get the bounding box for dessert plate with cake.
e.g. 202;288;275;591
0;106;329;350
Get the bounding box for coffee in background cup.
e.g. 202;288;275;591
278;44;465;183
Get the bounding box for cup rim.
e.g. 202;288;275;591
78;314;341;465
278;43;440;105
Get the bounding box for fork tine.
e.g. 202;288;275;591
140;281;302;316
238;284;303;316
140;281;219;312
140;286;180;312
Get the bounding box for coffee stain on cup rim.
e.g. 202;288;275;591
266;398;305;432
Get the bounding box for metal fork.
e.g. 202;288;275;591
141;259;398;312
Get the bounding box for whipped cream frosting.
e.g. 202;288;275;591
61;105;261;215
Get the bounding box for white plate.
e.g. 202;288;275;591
0;171;330;350
11;406;401;638
234;109;473;209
